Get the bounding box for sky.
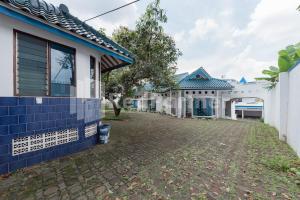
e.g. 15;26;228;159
46;0;300;81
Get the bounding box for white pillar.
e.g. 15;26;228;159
141;96;144;112
242;110;244;119
231;101;237;120
177;91;182;118
169;90;172;115
279;72;289;141
216;91;219;118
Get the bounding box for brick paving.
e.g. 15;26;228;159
0;112;299;199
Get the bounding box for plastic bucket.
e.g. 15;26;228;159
98;124;111;144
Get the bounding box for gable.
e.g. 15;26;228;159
186;67;212;80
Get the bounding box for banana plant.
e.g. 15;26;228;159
256;43;300;89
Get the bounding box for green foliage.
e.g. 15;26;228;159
103;0;181;116
98;27;107;36
111;0;182;94
256;43;300;89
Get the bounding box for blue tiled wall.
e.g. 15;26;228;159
0;97;101;174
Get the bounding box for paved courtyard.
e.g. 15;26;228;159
0;112;299;199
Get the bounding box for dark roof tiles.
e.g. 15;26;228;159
1;0;133;60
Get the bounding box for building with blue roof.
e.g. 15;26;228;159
130;67;234;118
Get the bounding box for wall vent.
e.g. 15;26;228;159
12;128;78;156
85;124;97;138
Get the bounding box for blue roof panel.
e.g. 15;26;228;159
179;67;233;90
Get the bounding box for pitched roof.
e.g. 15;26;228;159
179;67;233;90
0;0;134;72
239;77;247;84
175;72;189;83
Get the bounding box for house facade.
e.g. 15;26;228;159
131;68;234;119
130;68;269;120
0;0;133;174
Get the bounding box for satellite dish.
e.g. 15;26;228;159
59;4;69;14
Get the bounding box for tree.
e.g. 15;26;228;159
103;0;182;116
256;43;300;89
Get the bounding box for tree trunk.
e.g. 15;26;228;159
109;99;121;117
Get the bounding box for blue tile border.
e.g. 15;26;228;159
0;97;101;174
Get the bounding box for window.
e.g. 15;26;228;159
15;31;76;97
90;56;96;98
193;91;195;94
50;43;76;97
16;32;48;96
186;91;189;94
205;91;208;94
212;91;215;94
199;91;202;94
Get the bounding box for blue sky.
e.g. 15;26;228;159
47;0;300;81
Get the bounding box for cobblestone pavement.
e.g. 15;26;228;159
0;112;299;199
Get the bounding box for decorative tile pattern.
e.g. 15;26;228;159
85;124;98;138
12;128;79;156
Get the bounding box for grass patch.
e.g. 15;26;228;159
245;123;300;198
102;110;130;121
262;155;294;172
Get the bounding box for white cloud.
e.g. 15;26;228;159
189;18;218;40
220;9;233;17
177;46;273;81
234;0;300;44
177;0;300;81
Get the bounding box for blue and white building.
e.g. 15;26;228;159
131;67;234;118
0;0;134;174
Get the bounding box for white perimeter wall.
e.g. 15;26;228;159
264;65;300;156
287;65;300;156
0;14;102;98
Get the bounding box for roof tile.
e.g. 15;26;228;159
1;0;133;60
179;67;233;90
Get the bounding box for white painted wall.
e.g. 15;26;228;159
230;81;268;101
264;64;300;157
287;66;300;156
0;14;102;98
264;84;280;131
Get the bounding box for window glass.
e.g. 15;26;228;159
16;33;48;96
90;57;96;98
50;43;76;97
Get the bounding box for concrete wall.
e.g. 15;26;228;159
0;14;101;98
287;65;300;156
230;81;268;100
264;65;300;156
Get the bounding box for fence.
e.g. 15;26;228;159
264;63;300;156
